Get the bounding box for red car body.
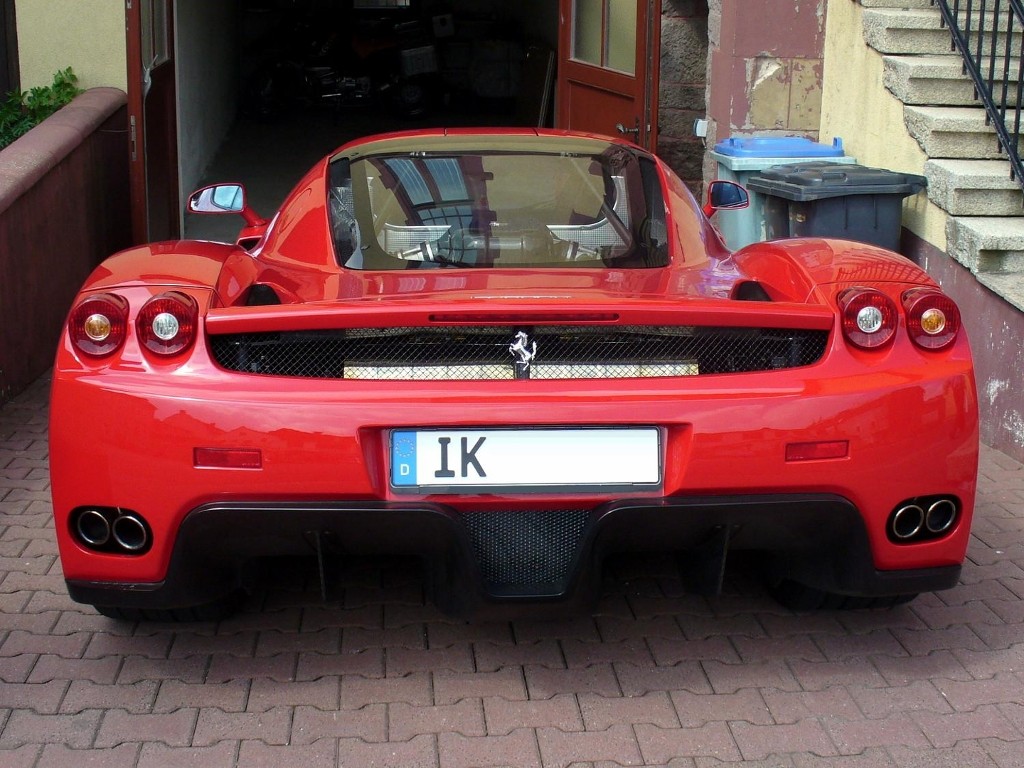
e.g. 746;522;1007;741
50;129;979;618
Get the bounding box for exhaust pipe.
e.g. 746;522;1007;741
926;499;957;534
111;513;149;552
75;509;111;547
891;504;924;540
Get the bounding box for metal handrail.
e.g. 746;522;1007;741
932;0;1024;191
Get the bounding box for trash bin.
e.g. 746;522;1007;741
711;137;856;250
746;162;927;252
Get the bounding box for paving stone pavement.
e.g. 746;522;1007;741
2;373;1024;767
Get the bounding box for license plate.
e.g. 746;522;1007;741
390;428;661;493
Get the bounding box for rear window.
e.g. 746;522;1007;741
328;147;668;270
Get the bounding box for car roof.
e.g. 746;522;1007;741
332;129;628;162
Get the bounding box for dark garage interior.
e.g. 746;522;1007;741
182;0;560;240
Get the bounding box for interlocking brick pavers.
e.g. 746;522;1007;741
4;377;1024;766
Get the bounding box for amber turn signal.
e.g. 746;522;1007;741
69;294;129;357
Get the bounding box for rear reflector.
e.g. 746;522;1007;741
785;441;849;462
194;448;262;469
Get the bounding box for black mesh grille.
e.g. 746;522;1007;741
208;325;829;379
461;509;589;596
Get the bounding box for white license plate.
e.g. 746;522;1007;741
390;428;661;492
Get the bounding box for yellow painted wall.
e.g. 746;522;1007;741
15;0;126;91
820;0;946;249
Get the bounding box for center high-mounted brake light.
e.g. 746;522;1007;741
137;292;199;356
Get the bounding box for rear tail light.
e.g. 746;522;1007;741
838;288;897;350
69;294;129;357
902;288;962;351
137;292;198;356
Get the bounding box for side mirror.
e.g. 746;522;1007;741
187;184;266;228
189;184;246;214
703;180;749;217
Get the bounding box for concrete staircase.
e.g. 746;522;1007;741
858;0;1024;309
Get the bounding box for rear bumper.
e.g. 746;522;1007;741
66;495;963;616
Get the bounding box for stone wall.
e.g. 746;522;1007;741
658;0;709;192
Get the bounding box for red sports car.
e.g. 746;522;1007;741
50;129;978;619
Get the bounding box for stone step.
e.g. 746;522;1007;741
976;271;1024;312
904;105;1014;158
863;8;1022;56
859;0;933;8
946;215;1024;274
926;158;1024;215
884;54;1023;106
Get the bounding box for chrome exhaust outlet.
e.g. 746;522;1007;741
111;513;149;552
75;509;111;547
891;504;925;540
926;499;957;534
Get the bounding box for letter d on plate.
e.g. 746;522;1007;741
391;431;418;486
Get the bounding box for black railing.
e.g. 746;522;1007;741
932;1;1024;191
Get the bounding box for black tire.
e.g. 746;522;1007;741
768;579;917;611
93;592;242;622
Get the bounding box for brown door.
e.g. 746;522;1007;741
1;0;18;96
126;0;180;243
556;0;660;150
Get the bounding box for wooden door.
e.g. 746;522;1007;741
0;0;17;96
556;0;660;150
126;0;180;243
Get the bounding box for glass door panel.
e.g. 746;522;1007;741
607;0;637;74
573;0;603;66
572;0;636;73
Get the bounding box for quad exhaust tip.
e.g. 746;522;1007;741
888;497;959;543
75;509;111;547
112;513;149;551
926;499;957;534
891;504;924;540
72;508;150;554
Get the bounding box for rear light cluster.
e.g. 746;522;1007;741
72;507;151;555
887;496;959;543
838;287;962;351
69;295;129;357
68;291;198;359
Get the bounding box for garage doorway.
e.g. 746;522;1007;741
128;1;713;243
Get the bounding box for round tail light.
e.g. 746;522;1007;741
902;288;962;350
137;292;199;356
69;294;129;357
838;287;898;350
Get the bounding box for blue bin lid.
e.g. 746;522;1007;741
713;136;845;158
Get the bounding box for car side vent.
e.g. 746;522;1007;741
246;284;281;306
734;281;773;302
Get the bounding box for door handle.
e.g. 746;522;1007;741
615;120;641;138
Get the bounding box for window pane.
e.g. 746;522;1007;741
333;149;669;270
606;0;637;74
573;0;602;66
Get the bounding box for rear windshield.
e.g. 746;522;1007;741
328;148;668;270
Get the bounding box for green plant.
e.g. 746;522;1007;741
0;68;83;150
